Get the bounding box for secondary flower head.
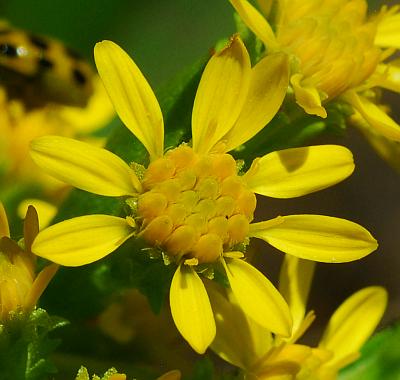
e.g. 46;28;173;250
0;202;58;321
210;254;388;380
30;37;377;353
229;0;400;141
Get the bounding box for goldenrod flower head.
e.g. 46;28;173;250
0;202;58;321
29;37;377;354
230;0;400;141
210;254;388;380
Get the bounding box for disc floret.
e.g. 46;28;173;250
137;145;256;264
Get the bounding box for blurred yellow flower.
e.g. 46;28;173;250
229;0;400;141
0;202;58;321
350;103;400;173
0;76;114;197
29;37;377;354
210;254;387;380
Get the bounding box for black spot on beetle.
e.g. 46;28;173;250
65;46;82;60
73;68;86;85
0;43;17;57
38;57;54;69
29;34;49;50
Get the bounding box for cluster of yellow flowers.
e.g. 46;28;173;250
1;0;399;379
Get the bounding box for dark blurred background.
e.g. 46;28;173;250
1;0;399;371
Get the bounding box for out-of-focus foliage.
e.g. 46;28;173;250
339;322;400;380
0;309;67;380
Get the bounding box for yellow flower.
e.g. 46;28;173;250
75;367;181;380
209;254;387;380
229;0;400;141
0;202;58;321
0;76;114;195
17;198;58;231
75;366;126;380
29;37;377;353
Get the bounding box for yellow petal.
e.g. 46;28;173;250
94;40;164;160
0;236;21;256
290;310;316;344
31;215;133;266
224;53;290;151
291;74;327;118
208;283;272;369
0;202;10;238
375;9;400;49
243;145;354;198
256;344;313;376
249;215;378;262
354;117;400;173
373;63;400;93
18;199;57;230
344;91;400;141
192;35;251;154
169;265;216;354
257;0;274;17
224;258;292;337
23;263;59;310
156;370;181;380
30;136;140;197
279;255;315;340
24;205;39;253
319;286;388;369
229;0;278;50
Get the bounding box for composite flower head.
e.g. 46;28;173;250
229;0;400;141
210;254;388;380
0;202;58;321
30;37;377;353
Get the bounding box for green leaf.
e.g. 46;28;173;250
339;321;400;380
184;357;214;380
232;99;351;165
0;309;68;380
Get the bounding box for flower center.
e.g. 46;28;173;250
277;0;381;98
136;145;256;264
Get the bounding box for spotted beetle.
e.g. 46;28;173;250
0;21;94;108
